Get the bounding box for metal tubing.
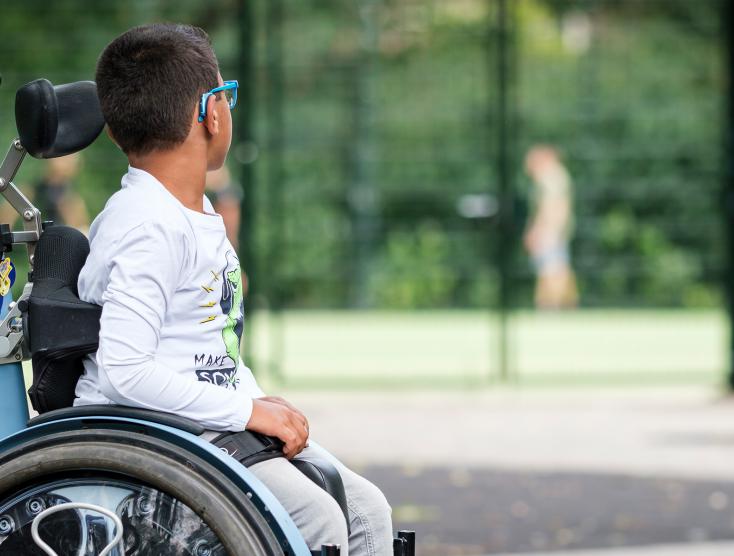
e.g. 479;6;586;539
0;290;29;439
31;502;125;556
0;140;42;268
0;139;26;184
0;282;32;362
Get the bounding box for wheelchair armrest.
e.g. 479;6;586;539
27;405;206;436
292;456;350;535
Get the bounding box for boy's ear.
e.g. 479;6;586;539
202;95;220;136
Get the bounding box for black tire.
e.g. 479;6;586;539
0;428;285;555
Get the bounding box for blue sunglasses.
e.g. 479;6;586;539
198;80;238;122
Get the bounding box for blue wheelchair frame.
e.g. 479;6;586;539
0;395;310;555
0;359;27;440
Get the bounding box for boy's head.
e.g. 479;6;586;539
96;23;231;165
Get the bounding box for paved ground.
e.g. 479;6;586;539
490;542;734;556
286;387;734;555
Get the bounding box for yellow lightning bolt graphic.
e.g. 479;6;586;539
200;316;217;324
200;301;216;308
201;285;214;293
210;270;220;281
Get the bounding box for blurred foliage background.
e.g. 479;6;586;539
248;0;725;311
0;0;725;310
0;0;727;383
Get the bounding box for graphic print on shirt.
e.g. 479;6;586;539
220;251;245;369
195;251;243;390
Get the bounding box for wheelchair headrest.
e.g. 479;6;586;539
15;79;105;159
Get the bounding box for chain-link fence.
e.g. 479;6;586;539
247;0;727;386
0;0;727;387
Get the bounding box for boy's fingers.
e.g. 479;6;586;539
262;397;310;436
285;405;307;425
269;396;308;423
283;438;295;458
281;421;307;459
288;411;308;436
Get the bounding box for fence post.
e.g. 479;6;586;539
265;0;286;382
237;0;257;369
725;0;734;390
348;0;380;308
493;0;516;383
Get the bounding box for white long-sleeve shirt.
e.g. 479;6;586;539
74;166;264;431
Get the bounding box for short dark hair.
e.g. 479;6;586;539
96;23;219;155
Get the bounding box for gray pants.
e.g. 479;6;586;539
249;443;394;556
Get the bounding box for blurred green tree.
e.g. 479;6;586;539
0;0;725;310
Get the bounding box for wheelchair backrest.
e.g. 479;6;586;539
26;225;101;413
9;77;106;413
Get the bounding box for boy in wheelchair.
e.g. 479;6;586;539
71;23;392;555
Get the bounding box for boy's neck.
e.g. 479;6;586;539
128;145;208;213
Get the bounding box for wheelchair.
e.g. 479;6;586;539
0;78;415;556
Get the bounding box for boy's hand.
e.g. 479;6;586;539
258;395;309;432
247;398;309;459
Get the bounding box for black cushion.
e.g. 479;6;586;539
26;226;102;413
292;456;351;534
15;79;104;159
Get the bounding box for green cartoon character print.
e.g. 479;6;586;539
220;251;244;368
195;251;244;390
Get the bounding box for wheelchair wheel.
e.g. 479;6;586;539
0;428;284;555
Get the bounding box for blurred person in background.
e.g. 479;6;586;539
206;165;242;249
523;145;578;309
206;165;248;295
0;153;89;235
34;153;89;231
